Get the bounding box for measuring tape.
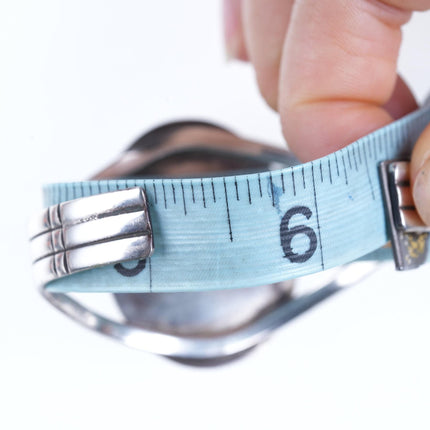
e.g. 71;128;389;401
40;103;430;293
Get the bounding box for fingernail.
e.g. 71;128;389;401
225;33;243;61
413;158;430;225
223;0;236;59
223;0;248;61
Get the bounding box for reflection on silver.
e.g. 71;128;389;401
380;160;430;270
39;262;377;362
30;187;154;286
32;120;379;365
43;281;335;360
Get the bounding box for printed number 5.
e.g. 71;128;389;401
114;259;147;277
280;206;317;263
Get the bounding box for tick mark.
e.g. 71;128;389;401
292;169;296;196
341;151;348;185
162;180;167;209
311;162;325;270
180;180;187;215
357;145;363;165
328;158;333;184
211;178;216;202
235;176;239;201
269;173;275;207
200;179;206;208
152;180;158;204
191;181;195;203
171;183;176;204
258;173;262;197
351;147;358;171
223;178;233;242
247;178;252;204
347;150;352;170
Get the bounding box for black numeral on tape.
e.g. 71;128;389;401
114;259;147;277
280;206;317;263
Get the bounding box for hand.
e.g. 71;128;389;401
223;0;430;224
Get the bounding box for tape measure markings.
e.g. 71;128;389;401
255;172;260;197
269;172;274;207
246;178;252;204
199;178;206;208
180;180;186;215
340;151;348;185
351;147;357;170
357;146;363;166
161;180;166;209
42;104;430;293
223;177;233;242
150;180;155;204
334;152;340;177
311;162;325;270
211;178;216;202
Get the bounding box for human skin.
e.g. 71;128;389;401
223;0;430;225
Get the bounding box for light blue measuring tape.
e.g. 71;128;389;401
41;103;430;293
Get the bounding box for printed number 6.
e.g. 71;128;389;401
280;206;317;263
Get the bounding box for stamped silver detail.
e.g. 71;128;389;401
29;187;154;286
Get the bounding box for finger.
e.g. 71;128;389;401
242;0;294;109
383;0;430;11
223;0;249;61
410;124;430;225
383;75;418;120
278;0;419;161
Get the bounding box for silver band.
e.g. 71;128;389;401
30;121;381;363
29;187;154;287
380;161;430;270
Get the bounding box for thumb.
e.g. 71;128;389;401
278;0;429;161
411;123;430;225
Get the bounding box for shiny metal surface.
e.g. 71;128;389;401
380;160;430;270
115;282;293;337
38;262;377;362
41;280;335;360
93;121;298;180
33;120;373;365
30;187;153;287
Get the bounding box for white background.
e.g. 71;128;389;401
2;1;430;429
